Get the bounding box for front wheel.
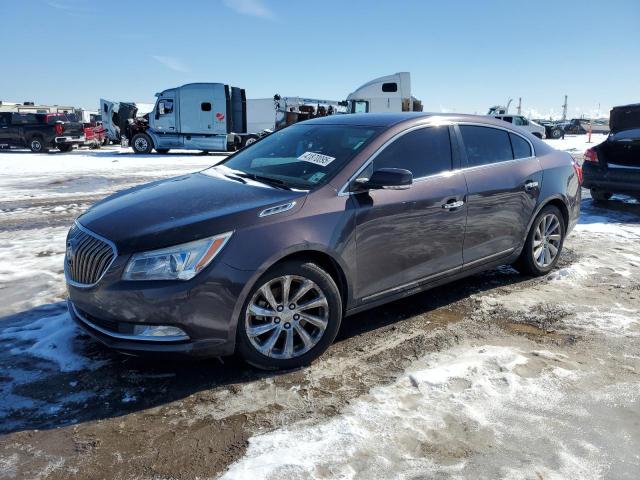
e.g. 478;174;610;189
237;261;342;370
513;205;565;276
131;133;153;154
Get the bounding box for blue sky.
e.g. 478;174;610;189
1;0;638;118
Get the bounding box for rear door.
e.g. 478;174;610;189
456;124;542;266
352;125;468;301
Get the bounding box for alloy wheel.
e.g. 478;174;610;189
245;275;329;359
532;213;562;268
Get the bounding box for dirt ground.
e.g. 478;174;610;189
0;146;638;479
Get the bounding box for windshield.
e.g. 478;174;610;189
212;124;381;189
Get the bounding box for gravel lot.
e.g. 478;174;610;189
0;138;638;479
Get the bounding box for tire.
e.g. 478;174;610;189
241;134;259;149
513;205;566;276
58;143;73;152
550;128;563;139
29;136;48;153
131;133;153;154
590;189;612;203
156;149;170;154
237;261;342;370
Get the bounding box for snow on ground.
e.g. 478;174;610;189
222;342;634;480
543;133;608;156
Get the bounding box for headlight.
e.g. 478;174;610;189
122;232;233;281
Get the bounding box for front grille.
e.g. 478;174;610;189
65;224;116;286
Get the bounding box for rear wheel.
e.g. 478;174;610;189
590;189;612;203
58;143;73;152
550;128;563;139
131;133;153;154
513;205;565;276
237;261;342;370
29;136;48;153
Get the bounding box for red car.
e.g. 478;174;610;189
83;123;107;149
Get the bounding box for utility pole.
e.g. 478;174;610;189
561;95;568;121
517;97;522;115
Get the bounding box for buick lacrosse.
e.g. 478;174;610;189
65;113;581;369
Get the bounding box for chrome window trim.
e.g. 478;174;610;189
64;221;119;289
455;122;536;171
338;121;536;196
338;123;455;196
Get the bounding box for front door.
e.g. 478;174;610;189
153;93;176;133
352;125;468;301
456;124;542;265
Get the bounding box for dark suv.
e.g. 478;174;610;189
0;112;85;152
583;104;640;202
65;113;581;369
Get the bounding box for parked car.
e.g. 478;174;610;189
65;113;581;369
583;104;640;202
0;112;85;152
83;123;106;149
490;114;547;138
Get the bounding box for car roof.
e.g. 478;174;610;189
301;112;515;129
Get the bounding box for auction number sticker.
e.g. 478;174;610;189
298;151;336;167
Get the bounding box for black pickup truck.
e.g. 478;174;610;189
0;112;85;153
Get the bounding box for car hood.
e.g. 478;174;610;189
78;171;307;254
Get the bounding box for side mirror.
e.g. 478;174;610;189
355;168;413;191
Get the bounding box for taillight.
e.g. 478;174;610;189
573;160;583;185
55;123;64;135
583;148;598;164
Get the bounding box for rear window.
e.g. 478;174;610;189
460;125;513;167
46;114;69;124
510;133;532;159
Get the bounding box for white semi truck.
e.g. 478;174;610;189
101;73;423;154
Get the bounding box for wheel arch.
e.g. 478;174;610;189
226;245;352;354
526;194;570;238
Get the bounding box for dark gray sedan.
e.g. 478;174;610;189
65;113;581;369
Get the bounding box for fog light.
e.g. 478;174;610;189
132;324;189;340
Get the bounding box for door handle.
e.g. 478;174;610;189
524;181;539;191
442;200;464;210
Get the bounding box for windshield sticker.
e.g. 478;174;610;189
298;151;336;167
308;172;326;183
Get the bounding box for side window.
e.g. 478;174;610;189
501;116;513;123
382;82;398;93
352;101;369;113
158;99;174;115
510;133;532;159
201;102;212;112
372;127;452;178
513;116;529;126
459;125;513;167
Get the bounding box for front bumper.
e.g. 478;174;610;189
67;255;254;358
55;135;85;144
583;163;640;195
